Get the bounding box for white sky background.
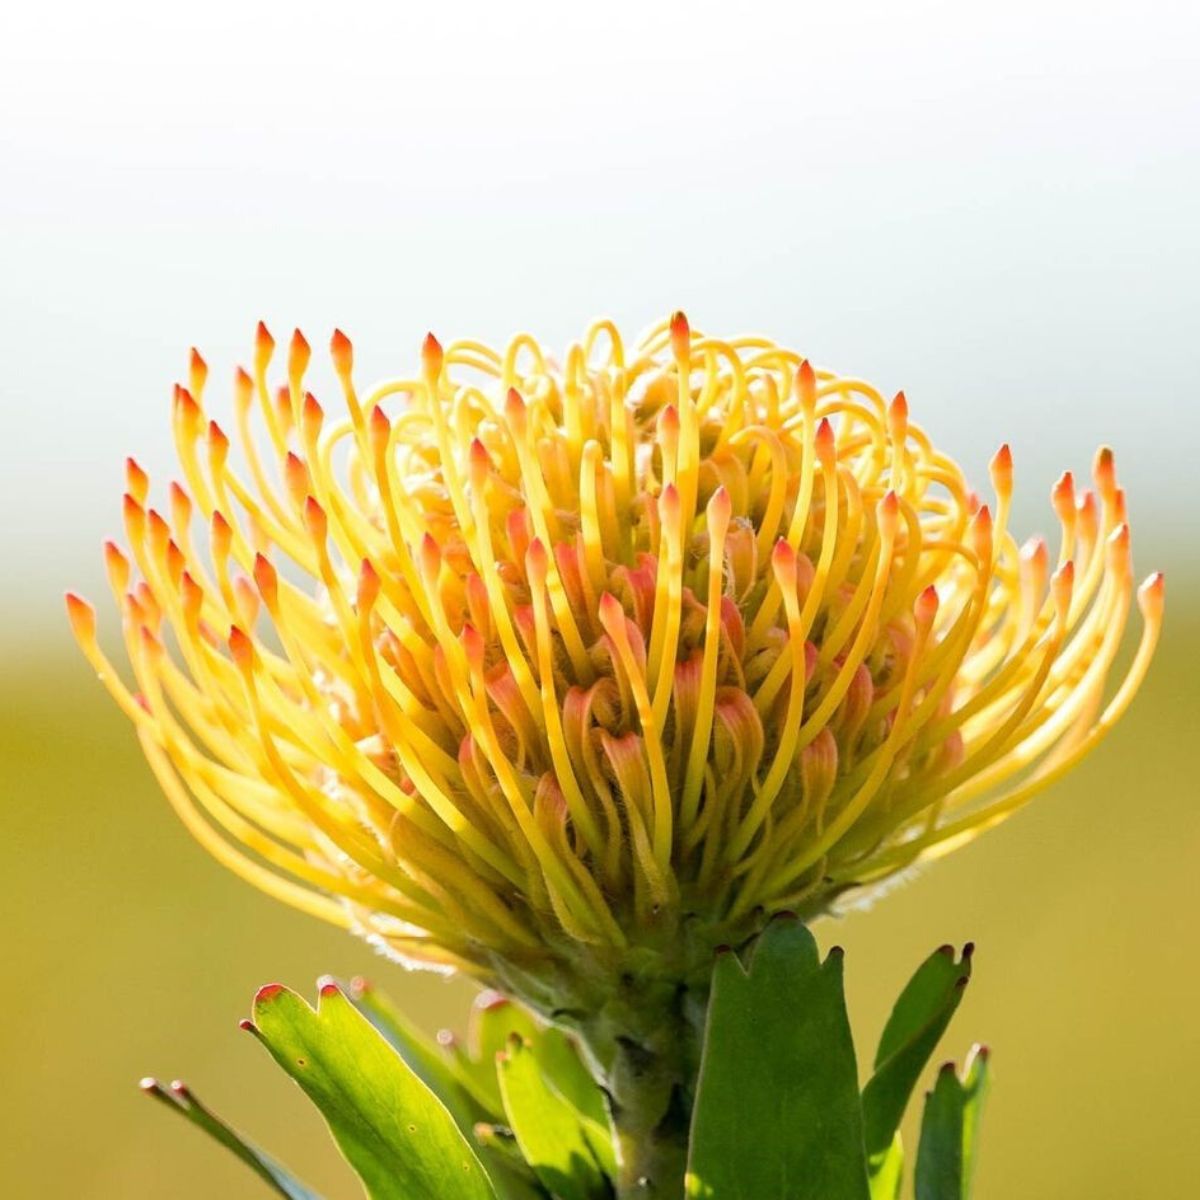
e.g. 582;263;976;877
2;0;1197;637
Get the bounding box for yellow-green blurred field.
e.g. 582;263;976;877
5;596;1198;1199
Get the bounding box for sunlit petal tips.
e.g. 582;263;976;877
69;314;1162;989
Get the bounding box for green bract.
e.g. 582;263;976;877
143;922;986;1200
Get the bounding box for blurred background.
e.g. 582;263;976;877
2;0;1197;1196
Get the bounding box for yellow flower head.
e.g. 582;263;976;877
68;314;1162;987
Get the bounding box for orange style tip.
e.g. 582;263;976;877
597;591;625;628
65;592;96;639
990;442;1013;479
289;327;311;357
255;321;274;350
330;327;353;367
189;346;207;371
888;390;908;423
815;417;835;458
252;551;276;587
707;485;732;528
1106;523;1131;567
1093;445;1116;485
915;584;939;624
303;391;324;425
771;537;797;565
422;330;443;365
525;537;549;578
669;310;691;356
369;403;390;433
1020;535;1047;564
1138;571;1165;618
795;359;817;406
303;494;327;535
1051;563;1074;615
228;626;254;668
659;481;681;519
418;532;441;578
207;420;229;451
659;404;680;435
210;508;231;536
459;622;485;665
125;456;149;495
505;386;526;420
468;437;491;481
357;559;381;610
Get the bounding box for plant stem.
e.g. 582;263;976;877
576;968;708;1198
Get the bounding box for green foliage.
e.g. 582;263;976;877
862;944;973;1192
497;1034;613;1199
686;916;871;1200
914;1048;991;1200
248;980;498;1200
141;933;988;1199
139;1076;324;1199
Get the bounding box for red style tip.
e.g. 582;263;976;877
357;558;381;610
505;386;526;423
990;443;1013;486
915;584;939;626
422;331;444;378
815;417;835;462
330;328;353;373
795;359;817;409
237;1019;257;1033
228;625;254;670
525;536;549;579
669;310;691;358
369;404;390;436
303;495;327;541
125;457;149;501
302;391;324;432
65;592;96;640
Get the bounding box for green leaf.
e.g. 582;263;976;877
869;1135;904;1200
497;1033;613;1200
915;1047;991;1200
529;1027;615;1178
348;975;493;1128
862;945;973;1174
448;993;542;1113
685;916;871;1200
249;981;498;1200
140;1077;324;1200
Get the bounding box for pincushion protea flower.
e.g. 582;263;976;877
68;313;1161;1185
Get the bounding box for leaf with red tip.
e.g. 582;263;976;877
861;945;973;1191
346;975;496;1128
250;983;498;1200
915;1047;990;1200
497;1034;611;1200
140;1076;324;1199
686;916;870;1200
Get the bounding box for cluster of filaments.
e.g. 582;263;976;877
69;314;1162;976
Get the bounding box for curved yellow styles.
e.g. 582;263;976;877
68;314;1163;982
